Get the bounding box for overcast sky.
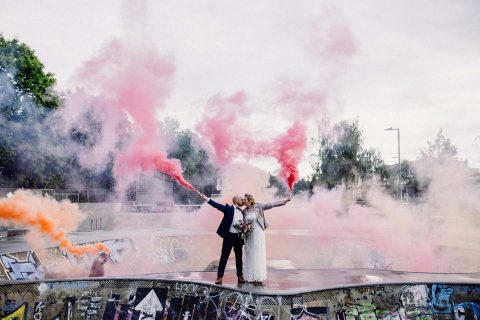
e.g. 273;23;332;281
1;0;479;175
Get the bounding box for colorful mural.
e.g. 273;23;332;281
2;236;480;319
1;280;480;319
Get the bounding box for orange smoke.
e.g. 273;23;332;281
0;190;109;256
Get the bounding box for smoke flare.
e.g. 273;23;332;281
272;122;307;190
197;93;307;190
153;155;196;191
73;39;195;192
114;145;196;191
0;190;109;255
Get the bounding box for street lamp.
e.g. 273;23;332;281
385;127;402;200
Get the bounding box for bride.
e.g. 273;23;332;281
243;193;291;284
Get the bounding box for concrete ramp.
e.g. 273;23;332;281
1;269;480;319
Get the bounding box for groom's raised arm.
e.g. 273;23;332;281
197;191;228;214
207;198;228;213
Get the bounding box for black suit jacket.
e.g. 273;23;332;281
207;199;243;240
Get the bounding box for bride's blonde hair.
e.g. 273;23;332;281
245;193;255;205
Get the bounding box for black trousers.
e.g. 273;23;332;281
218;232;243;278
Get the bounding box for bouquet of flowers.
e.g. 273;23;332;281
234;219;254;240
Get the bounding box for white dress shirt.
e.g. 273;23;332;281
229;207;244;233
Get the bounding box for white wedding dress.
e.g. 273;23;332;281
243;207;267;282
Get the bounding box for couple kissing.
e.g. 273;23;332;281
197;191;291;285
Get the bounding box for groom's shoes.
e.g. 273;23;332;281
215;277;222;285
238;276;246;284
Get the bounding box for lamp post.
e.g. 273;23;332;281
385;127;402;200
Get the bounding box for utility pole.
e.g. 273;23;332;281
385;127;402;200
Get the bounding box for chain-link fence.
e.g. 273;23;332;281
0;173;219;207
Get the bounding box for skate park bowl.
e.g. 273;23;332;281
2;231;480;319
2;268;480;319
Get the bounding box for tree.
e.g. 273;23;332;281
384;160;424;199
161;117;219;204
0;36;63;188
358;148;389;182
312;119;387;190
0;35;59;113
412;129;463;197
0;36;117;190
420;129;457;160
268;175;290;196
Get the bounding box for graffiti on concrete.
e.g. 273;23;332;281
1;270;480;319
291;307;328;320
0;251;44;280
1;280;477;320
143;236;192;265
101;288;169;320
62;238;134;267
78;294;102;320
0;303;26;320
33;301;45;320
133;288;168;320
0;239;134;280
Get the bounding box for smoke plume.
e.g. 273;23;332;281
69;39;197;192
0;190;108;255
196;92;307;189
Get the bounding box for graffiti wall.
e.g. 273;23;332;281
3;237;480;319
0;238;134;281
0;234;216;281
1;279;480;320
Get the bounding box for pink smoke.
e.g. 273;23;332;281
238;123;307;190
272;122;307;190
197;92;307;190
272;8;357;120
73;39;195;192
276;80;328;119
115;145;196;191
196;92;247;166
308;7;357;62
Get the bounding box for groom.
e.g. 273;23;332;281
197;191;246;285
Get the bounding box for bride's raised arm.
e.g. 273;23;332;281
261;194;291;211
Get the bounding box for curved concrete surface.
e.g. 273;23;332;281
2;269;480;319
2;230;480;319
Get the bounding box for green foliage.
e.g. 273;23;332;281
383;130;459;200
0;35;59;111
408;129;461;198
384;160;424;199
0;35;116;190
268;175;289;197
312;119;388;190
0;37;216;195
0;35;69;189
399;161;424;197
292;178;314;195
161;117;219;203
420;129;457;160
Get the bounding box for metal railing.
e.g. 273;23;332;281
0;188;115;203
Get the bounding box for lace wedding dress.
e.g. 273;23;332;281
243;207;267;282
